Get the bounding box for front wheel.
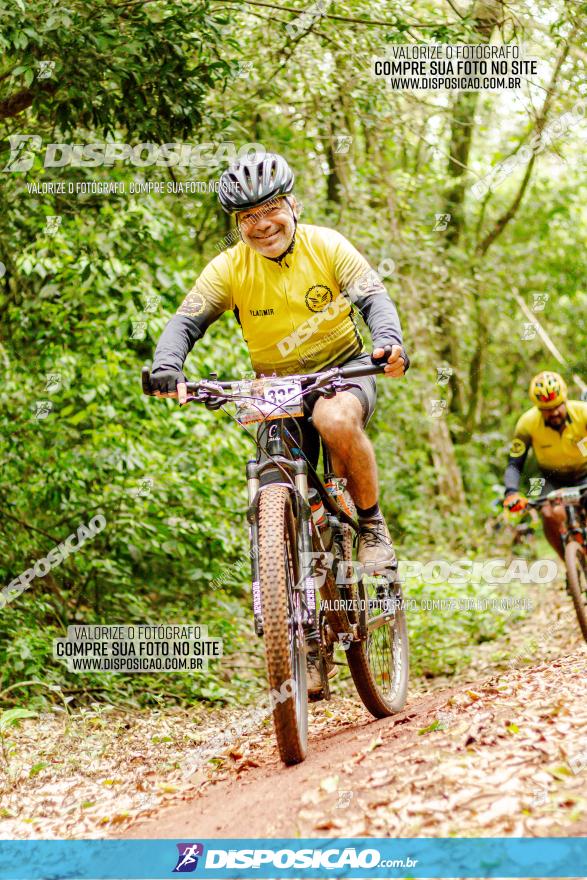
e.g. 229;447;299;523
564;540;587;642
257;484;308;764
346;576;409;717
339;492;409;717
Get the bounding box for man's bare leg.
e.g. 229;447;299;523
311;391;377;507
311;391;396;572
540;501;566;560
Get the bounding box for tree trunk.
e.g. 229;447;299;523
444;0;504;245
402;278;465;502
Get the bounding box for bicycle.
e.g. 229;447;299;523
142;357;409;765
529;485;587;641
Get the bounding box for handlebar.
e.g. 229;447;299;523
141;346;394;400
528;485;587;508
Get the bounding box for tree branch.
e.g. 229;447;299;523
210;0;447;28
445;0;466;18
476;39;571;256
0;81;58;120
2;509;61;543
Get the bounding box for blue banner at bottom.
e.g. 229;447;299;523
0;838;585;879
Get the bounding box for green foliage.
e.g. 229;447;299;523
0;0;585;708
0;707;37;732
0;0;233;138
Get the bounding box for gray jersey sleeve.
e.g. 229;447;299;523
152;252;233;373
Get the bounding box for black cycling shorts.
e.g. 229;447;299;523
257;351;377;470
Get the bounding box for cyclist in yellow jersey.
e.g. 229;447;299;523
150;152;409;580
504;371;587;559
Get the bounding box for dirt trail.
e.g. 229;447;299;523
122;641;587;839
4;582;586;841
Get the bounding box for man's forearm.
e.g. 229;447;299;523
504;462;523;494
347;273;404;351
152;314;204;373
503;455;526;495
504;442;530;495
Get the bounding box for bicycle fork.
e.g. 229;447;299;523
245;455;318;641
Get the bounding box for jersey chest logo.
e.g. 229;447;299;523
305;284;334;313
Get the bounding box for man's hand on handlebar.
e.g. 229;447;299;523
150;368;188;404
372;344;409;377
503;492;528;513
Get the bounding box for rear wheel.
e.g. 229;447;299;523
342;494;409;717
564;540;587;642
258;485;307;764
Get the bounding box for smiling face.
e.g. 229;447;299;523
542;402;567;429
237;196;297;258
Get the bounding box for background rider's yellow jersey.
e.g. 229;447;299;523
152;224;404;377
508;401;587;478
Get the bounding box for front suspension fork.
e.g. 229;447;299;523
246;457;318;640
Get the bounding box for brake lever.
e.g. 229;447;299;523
311;378;362;398
198;379;229;409
141;365;154;396
370;344;393;367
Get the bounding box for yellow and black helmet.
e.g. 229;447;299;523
529;371;567;410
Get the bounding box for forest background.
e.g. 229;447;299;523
0;0;586;710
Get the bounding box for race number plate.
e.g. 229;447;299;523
233;378;304;424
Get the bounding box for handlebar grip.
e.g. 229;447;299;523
142;365;154;396
370;344;393;367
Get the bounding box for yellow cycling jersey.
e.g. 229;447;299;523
171;223;399;376
509;401;587;477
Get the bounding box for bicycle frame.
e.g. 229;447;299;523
530;487;587;549
142;358;410;731
244;409;374;704
561;502;587;548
